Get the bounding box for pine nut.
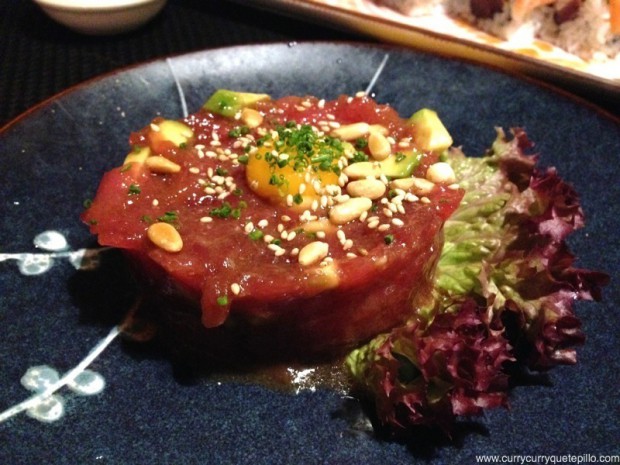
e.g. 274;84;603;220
389;178;415;190
331;122;369;141
145;156;182;174
368;124;389;136
368;132;391;161
329;197;373;225
301;218;335;233
307;262;340;289
391;176;436;196
426;162;456;184
346;178;386;199
342;161;382;179
298;241;329;266
147;222;183;253
241;108;263;128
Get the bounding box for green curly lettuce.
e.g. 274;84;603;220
345;128;609;434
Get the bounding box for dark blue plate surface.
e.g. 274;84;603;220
1;43;618;464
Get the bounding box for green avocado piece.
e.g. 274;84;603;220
203;90;270;117
379;150;422;178
408;108;453;152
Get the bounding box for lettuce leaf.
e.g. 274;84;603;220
345;128;609;434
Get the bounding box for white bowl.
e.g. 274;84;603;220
33;0;167;35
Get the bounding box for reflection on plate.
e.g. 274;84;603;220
0;43;619;464
244;0;620;101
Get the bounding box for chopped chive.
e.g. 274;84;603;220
216;295;229;306
354;138;368;149
248;229;264;241
157;211;179;223
384;234;395;245
128;184;141;195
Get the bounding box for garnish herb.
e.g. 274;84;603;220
128;184;141;195
216;295;229;306
248;229;264;241
157;211;179;223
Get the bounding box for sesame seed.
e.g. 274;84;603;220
392;218;404;227
316;231;326;239
367;220;379;229
277;224;285;233
337;230;346;243
420;197;431;204
263;234;274;243
230;283;241;295
378;224;391;231
200;216;213;223
244;222;254;234
152;199;159;207
281;215;291;222
343;239;353;250
258;219;269;228
346;252;357;259
287;231;297;241
150;123;160;132
189;167;200;174
382;208;393;217
268;243;283;252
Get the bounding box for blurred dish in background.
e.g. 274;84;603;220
245;0;619;108
32;0;167;35
376;0;620;72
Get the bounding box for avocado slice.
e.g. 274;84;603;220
203;90;270;118
344;151;422;179
379;150;422;178
408;108;453;152
157;120;194;147
123;146;151;165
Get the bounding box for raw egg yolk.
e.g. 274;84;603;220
246;142;340;210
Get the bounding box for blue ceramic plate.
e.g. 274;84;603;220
0;43;618;464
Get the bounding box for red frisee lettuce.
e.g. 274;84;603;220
345;128;609;434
